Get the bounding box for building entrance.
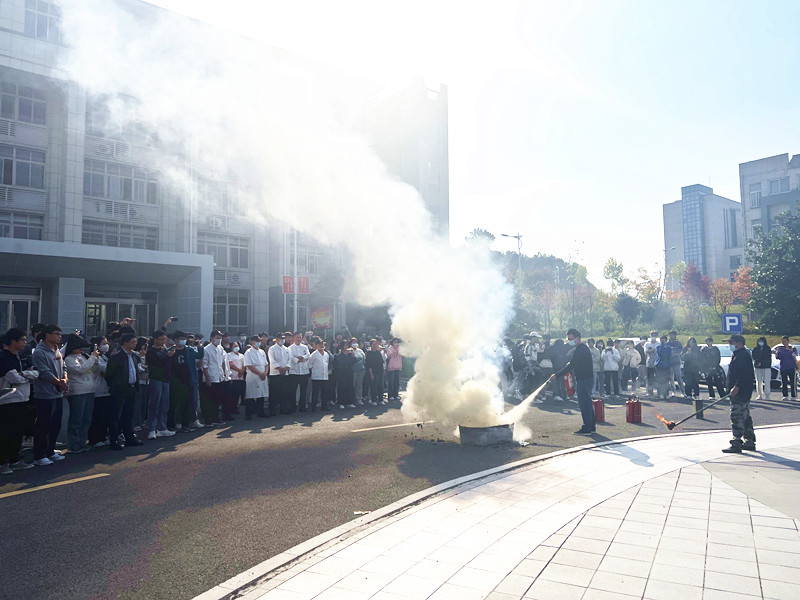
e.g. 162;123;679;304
0;287;41;334
85;291;157;338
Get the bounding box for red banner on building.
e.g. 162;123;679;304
282;276;294;294
298;276;310;294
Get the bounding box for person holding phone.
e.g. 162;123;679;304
145;330;175;439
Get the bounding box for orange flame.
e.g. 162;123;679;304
655;413;672;428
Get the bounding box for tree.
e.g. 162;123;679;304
632;266;661;304
603;258;628;294
613;293;640;335
732;265;754;304
709;278;735;318
465;228;495;247
640;299;674;331
747;206;800;334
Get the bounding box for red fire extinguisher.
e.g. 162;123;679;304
565;372;575;396
592;397;605;422
626;396;642;423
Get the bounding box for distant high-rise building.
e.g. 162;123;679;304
739;153;800;240
663;185;743;288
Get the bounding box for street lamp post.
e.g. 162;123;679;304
501;233;523;290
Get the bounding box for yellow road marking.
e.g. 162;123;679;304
0;473;110;499
352;421;436;433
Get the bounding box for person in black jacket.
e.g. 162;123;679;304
723;334;756;454
751;336;772;401
550;329;595;435
105;334;144;450
701;337;726;399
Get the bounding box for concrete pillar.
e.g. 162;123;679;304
55;277;85;332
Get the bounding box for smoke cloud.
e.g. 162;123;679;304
60;1;517;432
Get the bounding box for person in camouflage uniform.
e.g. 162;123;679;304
723;334;756;453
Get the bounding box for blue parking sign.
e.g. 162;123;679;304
722;313;743;334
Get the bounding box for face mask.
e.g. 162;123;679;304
729;345;736;352
757;341;765;347
232;345;239;353
212;339;221;346
99;344;109;353
567;339;576;347
351;343;358;348
253;341;261;349
177;339;186;347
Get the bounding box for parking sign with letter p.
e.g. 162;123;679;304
722;313;743;334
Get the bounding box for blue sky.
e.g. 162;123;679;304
146;0;800;287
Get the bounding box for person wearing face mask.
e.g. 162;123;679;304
201;330;230;424
288;332;312;412
644;332;659;397
751;336;772;401
145;330;176;439
701;336;726;399
168;331;201;433
227;341;246;415
87;336;112;448
620;342;641;393
590;339;604;397
775;336;798;401
350;338;366;405
267;333;291;416
243;335;268;419
723;334;756;453
550;329;595;434
237;332;248;351
602;339;621;397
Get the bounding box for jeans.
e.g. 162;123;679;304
576;377;595;431
34;397;63;460
369;371;385;403
592;372;604;396
670;363;685;394
604;371;619;396
147;379;170;431
387;370;401;399
133;382;149;427
67;392;95;451
755;368;771;399
353;371;365;401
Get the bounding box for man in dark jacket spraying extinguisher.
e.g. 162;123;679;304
550;329;595;435
723;334;756;454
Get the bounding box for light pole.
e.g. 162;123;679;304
662;246;676;298
501;233;523;290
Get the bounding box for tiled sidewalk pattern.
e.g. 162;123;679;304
203;426;800;600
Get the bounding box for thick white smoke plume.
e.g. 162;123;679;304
60;1;517;431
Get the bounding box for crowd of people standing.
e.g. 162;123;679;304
0;319;404;476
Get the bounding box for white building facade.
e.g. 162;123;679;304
663;184;743;287
0;1;449;337
739;152;800;240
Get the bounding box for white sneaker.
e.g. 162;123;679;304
157;429;176;437
355;401;364;406
783;397;789;401
0;464;12;475
49;452;65;462
370;401;378;406
133;426;142;432
147;430;157;440
190;420;205;429
34;457;53;466
553;396;564;402
338;405;345;409
174;424;183;431
347;404;356;408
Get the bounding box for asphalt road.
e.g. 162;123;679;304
2;388;799;600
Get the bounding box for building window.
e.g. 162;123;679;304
769;177;790;195
0;211;43;239
213;289;249;331
0;82;47;125
83;160;158;204
730;255;742;270
0;146;45;188
82;219;158;250
748;182;761;208
24;0;61;43
723;208;738;249
197;232;250;269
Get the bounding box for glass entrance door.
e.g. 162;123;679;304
0;294;41;333
85;299;156;338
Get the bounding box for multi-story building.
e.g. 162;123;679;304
0;1;449;337
739;152;800;240
663;184;743;287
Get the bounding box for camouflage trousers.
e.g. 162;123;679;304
730;399;755;447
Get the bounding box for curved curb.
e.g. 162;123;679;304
193;421;800;600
